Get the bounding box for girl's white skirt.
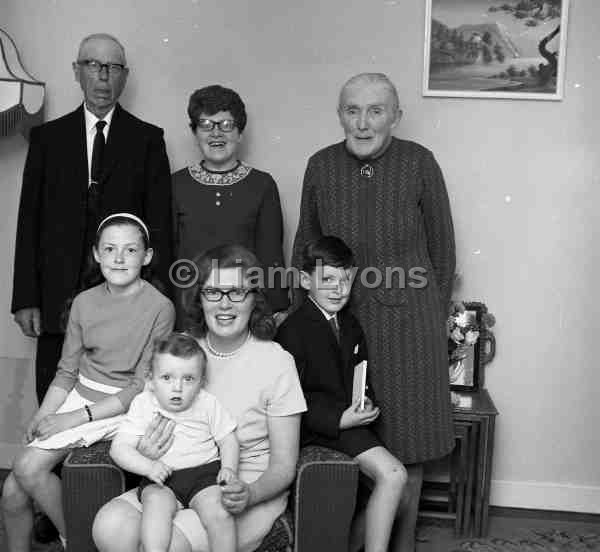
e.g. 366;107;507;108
28;383;124;450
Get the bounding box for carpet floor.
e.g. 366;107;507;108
416;515;600;552
1;462;599;552
0;515;598;551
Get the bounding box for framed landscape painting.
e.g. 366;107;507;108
423;0;569;100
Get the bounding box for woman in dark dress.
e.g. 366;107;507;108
172;85;288;326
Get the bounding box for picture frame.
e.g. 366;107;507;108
423;0;570;101
449;301;495;391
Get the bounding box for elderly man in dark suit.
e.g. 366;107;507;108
12;33;173;405
292;72;456;552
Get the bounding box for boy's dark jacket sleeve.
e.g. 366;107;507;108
276;318;346;440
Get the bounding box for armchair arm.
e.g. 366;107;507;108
61;440;127;552
292;446;359;552
256;446;359;552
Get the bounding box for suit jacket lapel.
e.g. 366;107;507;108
71;105;88;193
101;103;126;183
338;310;355;396
302;299;341;356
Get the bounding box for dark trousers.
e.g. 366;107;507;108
35;333;64;404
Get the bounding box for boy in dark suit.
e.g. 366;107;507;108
276;236;407;552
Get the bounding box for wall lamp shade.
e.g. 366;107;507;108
0;28;45;139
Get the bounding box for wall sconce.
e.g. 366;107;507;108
0;27;45;140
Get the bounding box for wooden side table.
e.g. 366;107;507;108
453;419;479;536
420;388;498;538
452;388;498;537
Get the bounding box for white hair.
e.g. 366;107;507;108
338;72;400;111
77;33;127;64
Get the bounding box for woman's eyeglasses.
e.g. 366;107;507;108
196;119;237;133
200;288;255;302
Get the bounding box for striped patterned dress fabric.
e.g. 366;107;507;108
292;138;456;464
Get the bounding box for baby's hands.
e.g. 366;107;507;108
146;460;172;486
217;467;237;486
339;398;380;429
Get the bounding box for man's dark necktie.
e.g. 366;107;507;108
83;119;107;271
88;120;106;217
91;120;106;185
328;316;340;343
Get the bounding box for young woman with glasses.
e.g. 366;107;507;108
172;86;289;327
94;244;307;552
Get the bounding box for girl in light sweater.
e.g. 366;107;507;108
1;213;175;552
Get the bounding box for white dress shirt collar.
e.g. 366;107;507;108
84;104;115;136
84;105;116;184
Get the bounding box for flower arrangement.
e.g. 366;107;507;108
447;301;496;387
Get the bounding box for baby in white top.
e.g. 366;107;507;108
110;332;239;552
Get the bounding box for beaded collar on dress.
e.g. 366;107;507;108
188;161;252;186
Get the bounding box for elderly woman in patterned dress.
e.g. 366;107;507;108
171;85;288;325
291;72;456;552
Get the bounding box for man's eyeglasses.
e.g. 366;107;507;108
77;59;127;76
200;288;255;302
197;119;237;133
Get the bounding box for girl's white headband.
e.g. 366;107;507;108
97;213;150;241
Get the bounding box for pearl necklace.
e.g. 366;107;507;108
205;332;251;358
